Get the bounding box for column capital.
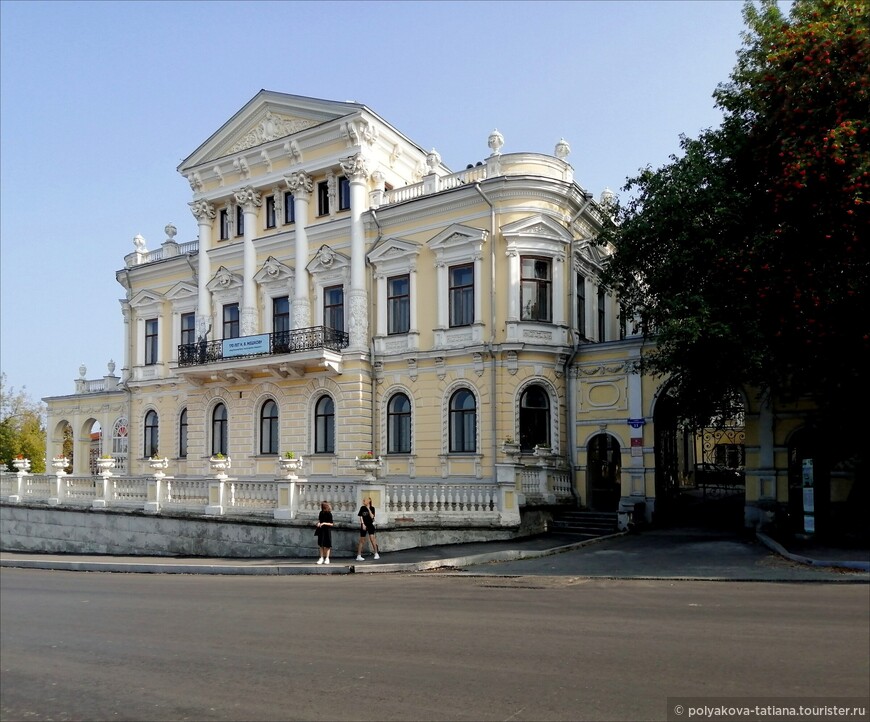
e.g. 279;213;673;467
284;171;313;200
340;153;369;183
234;186;262;210
189;199;216;222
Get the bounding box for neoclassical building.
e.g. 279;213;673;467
39;90;856;542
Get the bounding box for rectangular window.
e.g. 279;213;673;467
144;318;158;365
180;312;196;347
223;303;240;339
324;285;344;332
387;275;410;335
577;273;587;338
273;296;290;333
219;209;230;240
598;287;606;342
283;192;295;224
235;205;244;236
338;176;350;211
520;257;552;322
449;264;474;327
265;196;276;229
317;181;330;216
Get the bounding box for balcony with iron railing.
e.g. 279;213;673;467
174;326;349;383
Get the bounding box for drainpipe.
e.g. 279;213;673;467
474;183;498;463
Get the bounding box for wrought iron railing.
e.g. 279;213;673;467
177;327;349;367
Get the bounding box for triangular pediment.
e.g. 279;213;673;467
368;237;421;265
179;90;365;172
206;266;243;292
307;245;350;275
165;282;198;300
501;213;573;243
129;290;164;309
575;240;609;269
253;256;295;284
427;224;488;256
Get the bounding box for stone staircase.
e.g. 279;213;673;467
550;510;620;537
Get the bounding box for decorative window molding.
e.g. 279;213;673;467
368;237;421;354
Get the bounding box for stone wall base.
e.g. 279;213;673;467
1;503;543;558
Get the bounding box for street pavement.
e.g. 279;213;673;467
1;527;867;580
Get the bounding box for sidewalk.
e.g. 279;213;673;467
1;529;867;577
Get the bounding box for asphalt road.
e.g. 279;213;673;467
2;568;868;722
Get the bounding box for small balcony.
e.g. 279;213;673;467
175;327;349;384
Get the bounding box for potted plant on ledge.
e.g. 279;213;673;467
354;452;383;481
209;453;231;476
96;455;116;473
278;451;303;477
502;436;521;460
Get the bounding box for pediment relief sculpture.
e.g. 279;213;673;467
227;111;319;154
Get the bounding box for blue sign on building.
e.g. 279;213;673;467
224;334;270;358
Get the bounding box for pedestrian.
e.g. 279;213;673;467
315;500;334;564
355;496;380;561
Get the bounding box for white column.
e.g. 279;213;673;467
553;253;565;326
189;200;216;340
473;254;483;323
506;250;520;320
341;153;370;351
376;273;387;336
234;187;262;337
435;261;448;328
285;172;313;329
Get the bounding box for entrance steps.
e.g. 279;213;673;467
550;510;619;536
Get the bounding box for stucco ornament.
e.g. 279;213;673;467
229;111;317;153
488;129;504;155
425;149;441;173
339;153;369;181
554;138;570;160
189;199;216;221
319;246;335;267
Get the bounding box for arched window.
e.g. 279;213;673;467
387;393;411;454
212;403;228;456
111;417;128;474
179;408;188;458
144;410;159;458
449;389;477;453
260;400;279;455
314;396;335;453
519;385;550;451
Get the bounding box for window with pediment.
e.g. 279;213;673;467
520;257;552;323
387;275;410;335
368;238;420;350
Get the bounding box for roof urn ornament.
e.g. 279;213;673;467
164;223;177;241
488;129;504;156
600;188;616;212
79;363;87;379
133;234;147;252
555;138;571;160
425;148;441;174
107;359;116;375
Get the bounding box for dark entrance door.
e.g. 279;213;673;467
587;433;621;512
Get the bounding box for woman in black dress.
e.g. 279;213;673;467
315;500;334;564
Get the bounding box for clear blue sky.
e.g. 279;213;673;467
1;0;757;403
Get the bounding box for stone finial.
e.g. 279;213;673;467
488;129;504;156
79;363;87;379
164;223;177;241
555;138;570;160
107;359;116;375
600;188;616;211
133;234;147;252
425;149;441;174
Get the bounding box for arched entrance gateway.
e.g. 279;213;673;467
587;433;622;512
652;385;746;528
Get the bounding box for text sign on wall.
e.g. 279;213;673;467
223;334;269;358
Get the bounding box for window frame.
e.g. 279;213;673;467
519;385;550;451
387;393;412;454
179;408;188;459
235;205;244;237
180;312;196;348
317;181;330;216
387;274;410;335
314;395;335;454
223;303;240;339
259;399;279;456
448;388;477;453
520;256;552;323
283;191;295;224
219;209;230;240
265;195;276;229
212;403;228;457
144;318;159;365
448;263;474;328
338;176;350;211
144;409;159;458
323;285;344;332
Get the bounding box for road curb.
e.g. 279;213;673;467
756;532;870;572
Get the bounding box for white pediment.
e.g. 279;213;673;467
165;282;198;301
307;245;350;275
206;266;243;292
253;256;295;285
427;224;488;258
179;90;365;172
501;213;573;243
575;240;611;269
368;237;421;265
129;290;164;309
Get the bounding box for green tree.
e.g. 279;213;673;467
0;373;47;472
599;0;869;440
